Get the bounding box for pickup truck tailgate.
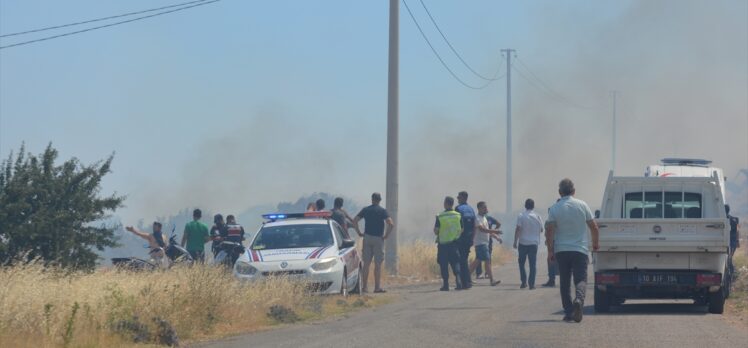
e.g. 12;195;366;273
597;218;728;251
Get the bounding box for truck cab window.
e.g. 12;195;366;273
683;193;702;218
624;191;701;219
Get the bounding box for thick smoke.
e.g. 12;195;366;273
128;0;747;240
401;0;747;237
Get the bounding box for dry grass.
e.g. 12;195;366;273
727;253;748;330
0;262;382;348
0;241;505;347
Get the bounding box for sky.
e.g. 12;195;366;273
1;0;747;238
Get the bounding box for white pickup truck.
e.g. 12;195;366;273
594;160;731;314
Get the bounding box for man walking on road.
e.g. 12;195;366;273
546;179;599;323
455;191;476;289
514;199;543;289
181;208;210;263
353;193;394;293
434;196;463;291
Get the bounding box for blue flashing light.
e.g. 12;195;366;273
262;213;287;220
262;212;331;221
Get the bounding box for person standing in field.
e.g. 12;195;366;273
126;222;167;266
181;208;210;263
434;196;463;291
353;193;394;293
514;198;543;289
546;179;599;323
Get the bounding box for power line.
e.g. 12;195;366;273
402;0;502;90
513;56;600;110
0;0;211;38
0;0;221;50
417;0;502;81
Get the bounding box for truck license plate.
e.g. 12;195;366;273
638;274;678;285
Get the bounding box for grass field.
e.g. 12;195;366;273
0;240;499;347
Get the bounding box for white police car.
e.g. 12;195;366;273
233;211;362;295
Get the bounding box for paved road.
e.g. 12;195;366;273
203;254;748;348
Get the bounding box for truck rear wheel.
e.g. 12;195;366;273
594;287;611;313
724;267;732;299
708;288;725;314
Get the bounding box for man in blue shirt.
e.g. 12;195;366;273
546;179;599;323
455;191;477;290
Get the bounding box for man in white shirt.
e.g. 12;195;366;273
469;201;502;286
514;199;544;289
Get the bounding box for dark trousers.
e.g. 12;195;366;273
518;244;538;287
437;242;462;288
457;241;473;287
555;251;588;315
189;250;205;263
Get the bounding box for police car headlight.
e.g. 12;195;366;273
311;257;338;272
235;261;257;275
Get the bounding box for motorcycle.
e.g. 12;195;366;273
112;226;193;271
213;239;245;269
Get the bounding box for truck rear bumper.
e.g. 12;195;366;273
595;270;722;299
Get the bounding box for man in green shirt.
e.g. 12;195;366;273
181;208;210;263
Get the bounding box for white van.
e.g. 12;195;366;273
594;160;730;314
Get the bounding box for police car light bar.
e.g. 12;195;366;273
262;211;332;221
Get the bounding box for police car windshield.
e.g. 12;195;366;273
251;224;333;250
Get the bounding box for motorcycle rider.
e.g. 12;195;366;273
210;214;227;257
224;215;245;243
212;215;246;266
126;222;167;266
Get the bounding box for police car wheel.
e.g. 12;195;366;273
350;263;362;295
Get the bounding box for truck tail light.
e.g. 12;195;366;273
595;273;620;284
696;274;721;286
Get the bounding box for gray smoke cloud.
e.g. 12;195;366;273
127;0;747;240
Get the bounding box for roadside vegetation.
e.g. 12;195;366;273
727;252;748;327
0;241;507;347
0;261;388;347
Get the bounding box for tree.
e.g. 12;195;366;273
0;143;124;270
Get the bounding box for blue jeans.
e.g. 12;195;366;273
475;239;493;276
518;244;538;287
548;257;558;282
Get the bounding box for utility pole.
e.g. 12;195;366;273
385;0;399;275
501;49;515;214
611;91;618;173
